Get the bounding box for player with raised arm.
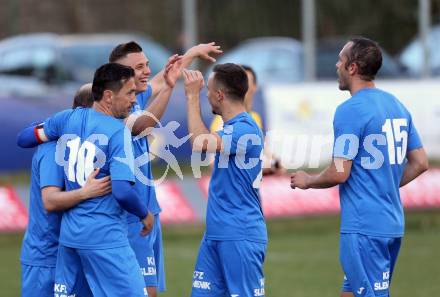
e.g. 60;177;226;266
290;37;428;297
183;64;267;297
108;41;222;297
18;63;154;296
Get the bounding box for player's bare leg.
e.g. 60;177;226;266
341;292;354;297
147;286;157;297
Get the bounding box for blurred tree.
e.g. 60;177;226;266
0;0;439;55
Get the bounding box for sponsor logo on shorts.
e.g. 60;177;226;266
141;266;157;276
54;283;76;297
374;271;390;291
357;287;365;294
254;278;265;296
141;256;157;276
192;270;211;290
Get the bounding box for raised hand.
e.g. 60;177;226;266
187;42;223;63
182;69;205;99
163;54;183;88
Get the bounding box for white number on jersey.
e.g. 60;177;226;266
66;137;96;186
382;118;408;165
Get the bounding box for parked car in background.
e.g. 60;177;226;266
316;37;407;80
0;33;171;96
0;33;176;172
207;36;406;85
399;24;440;76
207;37;304;83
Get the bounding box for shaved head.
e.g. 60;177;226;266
73;83;93;108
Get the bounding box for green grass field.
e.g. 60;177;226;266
1;210;439;296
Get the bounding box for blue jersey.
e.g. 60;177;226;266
206;112;267;243
126;86;161;224
333;88;423;237
20;142;64;267
43;108;136;249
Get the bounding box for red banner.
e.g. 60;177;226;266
155;182;198;224
198;169;440;219
0;186;28;231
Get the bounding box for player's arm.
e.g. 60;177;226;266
17;123;48;148
41;169;111;212
291;103;360;189
109;128;154;235
290;158;352;189
183;69;223;153
128;55;183;136
400;148;429;187
148;42;222;99
129;43;222;136
17;109;72;148
112;180;154;236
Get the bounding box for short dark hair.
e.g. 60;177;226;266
92;63;135;101
212;63;248;101
109;41;143;63
345;37;382;81
240;64;257;84
72;83;93;108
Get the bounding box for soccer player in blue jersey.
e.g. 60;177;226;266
183;64;267;297
20;84;110;297
290;37;429;297
108;41;222;297
18;63;155;296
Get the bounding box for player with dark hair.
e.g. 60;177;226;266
210;64;283;175
290;37;429;297
210;64;261;130
108;41;222;297
20;82;112;297
183;63;267;297
18;63;155;296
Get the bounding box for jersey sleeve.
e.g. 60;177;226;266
39;147;64;189
407;116;423;151
332;103;363;160
108;127;135;183
43;109;73;140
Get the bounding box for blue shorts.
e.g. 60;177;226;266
128;214;166;292
340;233;402;297
21;265;55;297
22;264;92;297
191;238;266;297
55;244;146;297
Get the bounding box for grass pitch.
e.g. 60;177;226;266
1;211;439;297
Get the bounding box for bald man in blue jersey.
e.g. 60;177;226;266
291;37;429;297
